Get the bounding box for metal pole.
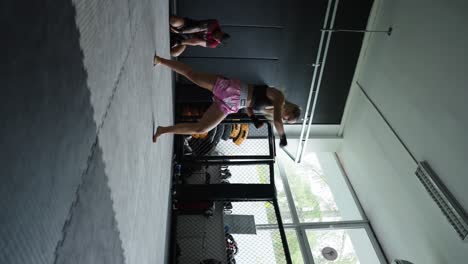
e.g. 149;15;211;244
295;0;334;163
299;0;341;163
181;159;272;166
273;199;293;264
321;27;393;35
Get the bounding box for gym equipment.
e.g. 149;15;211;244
233;124;249;146
220;168;231;180
229;124;241;138
196;126;224;157
221;124;233;141
225;233;238;264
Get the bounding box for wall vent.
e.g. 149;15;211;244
415;161;468;241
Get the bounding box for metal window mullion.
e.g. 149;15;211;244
273;199;293;264
298;220;369;230
277;158;315;264
277;157;302;225
298;225;315;264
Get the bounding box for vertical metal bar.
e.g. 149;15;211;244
269;161;275;186
295;0;334;162
181;160;272;166
276;156;301;224
168;210;178;264
298;226;315;264
273;199;293;264
182;155;273;161
321;28;392;35
176;184;275;201
277;155;315;263
267;123;275;158
300;0;341;162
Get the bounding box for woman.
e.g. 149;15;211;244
152;55;301;147
169;16;230;57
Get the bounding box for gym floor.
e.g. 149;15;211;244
1;0;173;263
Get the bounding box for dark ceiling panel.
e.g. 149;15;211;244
177;0;283;27
182;26;282;59
180;57;280;86
312;0;374;124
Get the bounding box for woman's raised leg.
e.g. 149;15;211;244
154;55;217;91
153;103;226;142
170;45;187;57
169;16;185;29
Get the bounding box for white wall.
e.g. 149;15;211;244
338;0;468;263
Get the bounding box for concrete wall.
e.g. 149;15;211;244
338;0;468;263
0;0;173;263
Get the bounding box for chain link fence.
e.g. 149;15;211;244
172;115;290;263
178;163;272;185
174;201;289;264
180;122;274;160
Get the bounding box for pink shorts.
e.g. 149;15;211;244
212;77;243;115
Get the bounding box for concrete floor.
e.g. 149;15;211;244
0;0;173;263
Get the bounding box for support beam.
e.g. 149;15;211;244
175;184;275;201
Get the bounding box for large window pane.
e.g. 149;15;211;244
274;163;293;223
278;151;362;222
234;229;289;264
305;228;381;264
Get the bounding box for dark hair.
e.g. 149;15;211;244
212;30;230;46
221;33;230;43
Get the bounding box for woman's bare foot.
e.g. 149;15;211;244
153;55;162;66
152;126;163;143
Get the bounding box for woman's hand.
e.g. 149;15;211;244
279;134;288;147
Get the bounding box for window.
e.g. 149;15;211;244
279;152;362;223
276;151;385;264
213;151;385;263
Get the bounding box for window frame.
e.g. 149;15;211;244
274;151;388;264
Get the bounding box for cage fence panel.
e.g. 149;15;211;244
181;122;273;159
174;201;289;264
176;203;226;263
179;163;272;185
